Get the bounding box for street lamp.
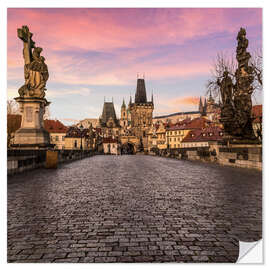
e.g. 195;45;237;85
79;123;83;151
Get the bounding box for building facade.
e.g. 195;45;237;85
99;100;121;139
181;126;224;148
64;126;93;150
166;117;211;149
44;120;67;150
103;137;120;155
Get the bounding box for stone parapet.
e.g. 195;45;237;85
152;144;262;171
7;149;96;176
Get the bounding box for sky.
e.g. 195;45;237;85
7;8;262;125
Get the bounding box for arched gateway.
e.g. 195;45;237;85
121;143;135;155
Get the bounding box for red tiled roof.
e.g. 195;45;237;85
182;126;224;143
65;126;90;138
252;105;262;117
252;105;262;123
167;117;211;131
44;120;68;133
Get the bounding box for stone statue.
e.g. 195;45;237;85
17;25;49;98
219;28;256;141
218;70;234;105
12;26;51;149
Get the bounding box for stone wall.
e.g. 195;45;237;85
7;149;96;176
150;144;262;170
217;145;262;170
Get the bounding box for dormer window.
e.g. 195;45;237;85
202;133;206;137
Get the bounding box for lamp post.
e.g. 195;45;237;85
79;123;83;152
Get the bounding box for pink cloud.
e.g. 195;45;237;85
171;96;200;106
7;8;262;90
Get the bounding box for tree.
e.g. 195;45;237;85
44;106;50;120
250;48;263;91
7;99;19;115
206;49;262;99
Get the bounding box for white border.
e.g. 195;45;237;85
1;1;268;269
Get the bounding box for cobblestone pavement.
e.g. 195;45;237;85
8;155;262;263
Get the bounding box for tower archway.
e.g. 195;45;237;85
121;142;135;155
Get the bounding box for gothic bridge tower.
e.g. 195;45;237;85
130;76;154;150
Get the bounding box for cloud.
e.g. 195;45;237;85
59;118;79;125
47;87;92;98
171;96;200;106
154;95;202;116
7;8;262;119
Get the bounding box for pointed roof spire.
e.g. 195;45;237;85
204;97;207;109
135;76;147;103
151;90;154;104
199;96;203;112
129;95;132;105
208;90;214;103
122;98;126;108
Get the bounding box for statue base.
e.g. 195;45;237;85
11;96;51;149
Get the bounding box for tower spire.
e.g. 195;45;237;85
199;96;203;113
135;76;147;103
122;98;126;108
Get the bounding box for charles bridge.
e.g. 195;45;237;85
8;155;262;263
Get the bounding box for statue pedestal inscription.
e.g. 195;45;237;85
13;97;50;148
11;25;51;149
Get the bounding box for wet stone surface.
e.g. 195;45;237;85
8;155;262;263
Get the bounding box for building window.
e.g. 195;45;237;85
74;140;77;148
55;136;59;141
62;136;65;141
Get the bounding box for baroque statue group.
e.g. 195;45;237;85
18;25;49;99
218;27;257;141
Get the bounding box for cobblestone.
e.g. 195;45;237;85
8;155;262;263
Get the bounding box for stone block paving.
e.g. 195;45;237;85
7;156;262;263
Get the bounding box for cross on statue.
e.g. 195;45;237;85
17;25;35;65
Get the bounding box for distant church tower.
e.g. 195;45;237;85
198;96;203;114
130;76;154;149
120;99;128;128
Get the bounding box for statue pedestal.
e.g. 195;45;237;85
12;97;51;149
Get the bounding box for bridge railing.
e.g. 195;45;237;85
7;149;96;176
